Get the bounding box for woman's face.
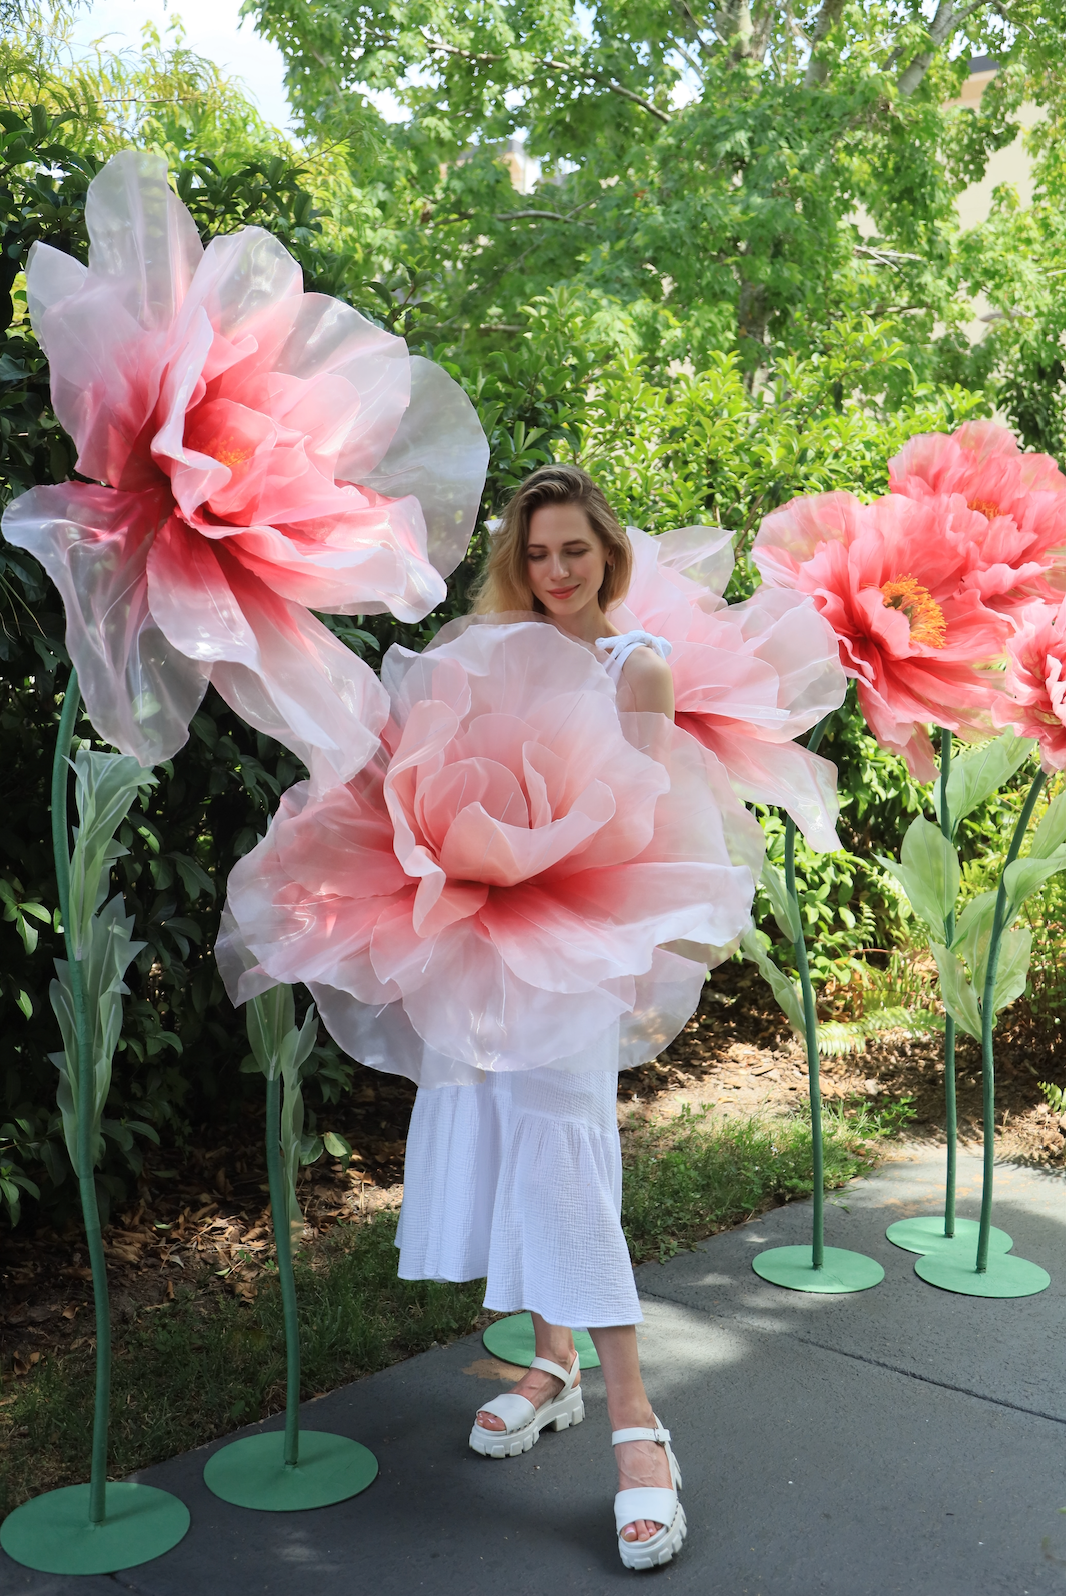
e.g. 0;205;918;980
526;503;611;619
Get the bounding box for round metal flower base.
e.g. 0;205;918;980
0;1483;189;1575
886;1215;1013;1256
483;1312;602;1369
752;1244;885;1293
203;1431;378;1511
915;1250;1050;1298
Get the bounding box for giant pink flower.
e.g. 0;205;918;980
613;526;847;850
2;151;487;783
993;598;1066;771
218;620;758;1086
752;491;1012;781
889;420;1066;608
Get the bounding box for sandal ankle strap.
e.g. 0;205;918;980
612;1424;670;1446
530;1352;579;1391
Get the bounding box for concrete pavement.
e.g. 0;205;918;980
2;1146;1064;1595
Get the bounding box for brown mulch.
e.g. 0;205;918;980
3;959;1063;1384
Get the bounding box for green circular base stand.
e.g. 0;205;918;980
483;1312;601;1369
752;1244;885;1293
886;1215;1013;1257
914;1249;1051;1298
203;1430;378;1511
0;1482;189;1575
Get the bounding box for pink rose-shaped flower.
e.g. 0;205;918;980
993;598;1066;771
889;420;1066;608
2;151;487;783
753;490;1012;781
219;621;758;1086
613;526;847;850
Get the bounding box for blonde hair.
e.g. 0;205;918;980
473;464;633;615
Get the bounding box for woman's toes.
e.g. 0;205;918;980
476;1410;505;1432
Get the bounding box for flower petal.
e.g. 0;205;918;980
2;483;208;762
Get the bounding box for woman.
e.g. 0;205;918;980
395;463;687;1570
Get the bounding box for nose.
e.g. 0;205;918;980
548;552;570;578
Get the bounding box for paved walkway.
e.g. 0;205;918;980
3;1147;1064;1595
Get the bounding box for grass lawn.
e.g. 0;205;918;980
0;1096;909;1519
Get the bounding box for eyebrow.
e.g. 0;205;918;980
526;539;594;551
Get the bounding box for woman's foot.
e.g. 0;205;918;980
614;1409;674;1543
475;1348;580;1433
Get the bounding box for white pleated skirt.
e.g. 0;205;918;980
395;1032;641;1328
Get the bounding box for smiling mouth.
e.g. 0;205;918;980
548;585;579;599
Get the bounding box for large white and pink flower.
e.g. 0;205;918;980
613;526;847;850
752;490;1013;781
219;620;758;1086
888;421;1066;609
993;598;1066;771
2;151;488;783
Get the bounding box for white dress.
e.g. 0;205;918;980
395;633;671;1329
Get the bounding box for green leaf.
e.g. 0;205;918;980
935;731;1035;837
991;929;1031;1016
1028;793;1066;860
877;817;959;936
930;943;982;1040
760;860;801;944
323;1131;352;1159
1002;848;1066;916
740;929;805;1038
951;891;998;990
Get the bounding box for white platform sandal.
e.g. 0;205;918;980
612;1416;687;1570
469;1351;583;1459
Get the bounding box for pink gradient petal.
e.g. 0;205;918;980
2;483;207;763
9;150;487;771
222;621;757;1081
621;522;845;845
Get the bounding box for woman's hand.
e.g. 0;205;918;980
621;645;675;719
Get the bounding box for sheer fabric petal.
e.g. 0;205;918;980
617;524;846;848
223;621;756;1083
2;484;207;764
5;150;487;772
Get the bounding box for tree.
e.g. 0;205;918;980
244;0;1055;380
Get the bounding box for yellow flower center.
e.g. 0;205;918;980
880;576;947;648
211;435;254;469
967;497;1000;520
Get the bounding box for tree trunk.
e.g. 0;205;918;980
803;0;845;87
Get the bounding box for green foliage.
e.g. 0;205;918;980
0;1211;486;1519
621;1096;914;1264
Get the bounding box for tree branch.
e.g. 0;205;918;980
896;0;989;97
803;0;844;87
420;34;672;123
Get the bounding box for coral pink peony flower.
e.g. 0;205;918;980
993;598;1066;771
613;526;847;850
2;151;487;782
218;620;758;1086
752;490;1012;781
889;421;1066;608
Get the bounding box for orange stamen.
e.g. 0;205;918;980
880;575;947;648
967;498;1000;520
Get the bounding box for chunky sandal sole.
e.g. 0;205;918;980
618;1502;687;1570
469;1391;584;1458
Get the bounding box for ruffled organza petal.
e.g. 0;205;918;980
14;149;487;771
2;484;208;764
207;570;391;790
222;619;757;1081
619;522;846;847
361;355;491;577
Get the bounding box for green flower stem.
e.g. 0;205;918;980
785;712;831;1270
938;728;957;1239
50;670;110;1526
265;1071;301;1467
976;766;1046;1272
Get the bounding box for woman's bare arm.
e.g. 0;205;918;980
621;646;675;719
